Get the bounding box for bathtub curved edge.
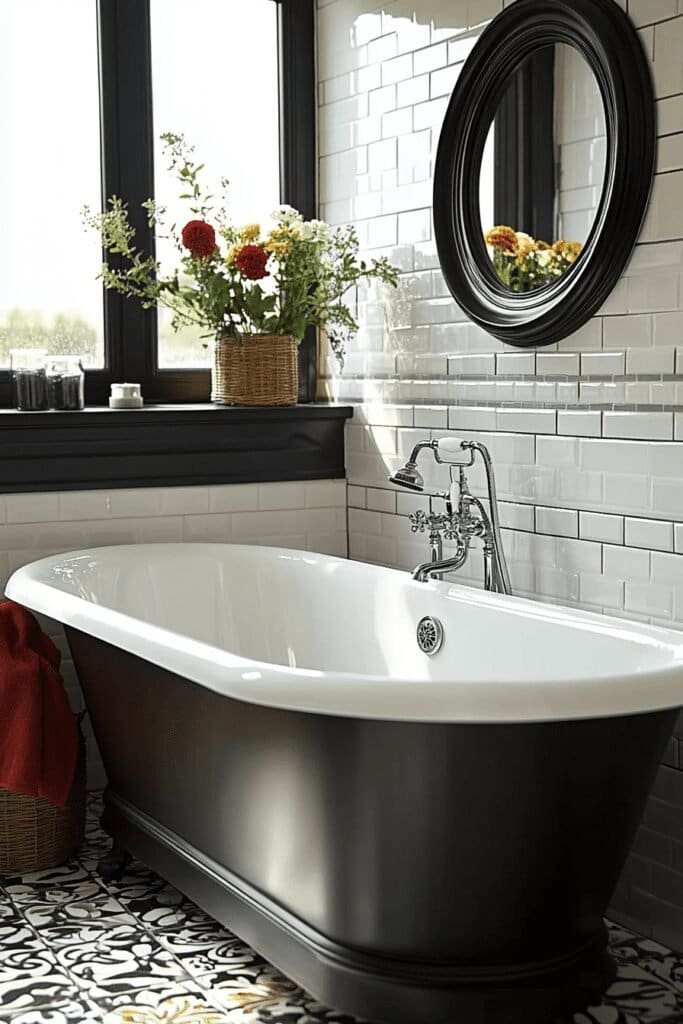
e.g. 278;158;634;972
6;544;683;724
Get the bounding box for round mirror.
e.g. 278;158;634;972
433;0;656;347
479;44;607;294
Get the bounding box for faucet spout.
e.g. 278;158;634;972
412;546;469;583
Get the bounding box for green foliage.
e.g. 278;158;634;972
0;309;98;365
83;133;400;366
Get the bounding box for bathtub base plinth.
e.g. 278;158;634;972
102;790;615;1024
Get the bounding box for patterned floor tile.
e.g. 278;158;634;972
53;931;188;999
6;878;104;907
0;907;78;1015
18;890;137;949
599;926;683;1022
154;921;257;979
89;983;233;1023
5;993;104;1022
0;901;18;922
0;939;78;1015
101;874;194;931
149;900;256;979
2;861;93;890
190;964;362;1023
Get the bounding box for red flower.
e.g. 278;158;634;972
181;219;216;260
234;244;269;280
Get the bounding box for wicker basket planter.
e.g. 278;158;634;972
212;333;298;406
0;727;86;876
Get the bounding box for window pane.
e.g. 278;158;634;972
0;1;103;368
151;0;281;368
479;123;495;235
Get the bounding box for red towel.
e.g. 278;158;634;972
0;601;78;807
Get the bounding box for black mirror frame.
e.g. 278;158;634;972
432;0;656;348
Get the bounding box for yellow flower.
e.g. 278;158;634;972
550;239;583;265
225;244;239;266
266;240;292;258
240;223;260;242
553;239;583;260
264;225;295;255
267;224;298;246
564;241;583;263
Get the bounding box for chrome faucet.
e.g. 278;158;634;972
389;437;512;595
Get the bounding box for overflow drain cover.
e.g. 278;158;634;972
416;616;444;655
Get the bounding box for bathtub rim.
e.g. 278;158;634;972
6;542;683;725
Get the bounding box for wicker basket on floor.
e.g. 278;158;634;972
212;332;298;406
0;723;86;876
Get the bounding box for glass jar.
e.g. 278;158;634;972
46;356;85;411
10;349;48;410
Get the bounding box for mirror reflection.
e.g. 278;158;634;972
480;43;607;292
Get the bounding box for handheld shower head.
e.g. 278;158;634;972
388;440;451;498
388;461;425;491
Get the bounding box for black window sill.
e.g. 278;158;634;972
0;403;353;494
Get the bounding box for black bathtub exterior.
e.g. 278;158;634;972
67;626;677;1024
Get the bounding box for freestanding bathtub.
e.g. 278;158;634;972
7;543;683;1023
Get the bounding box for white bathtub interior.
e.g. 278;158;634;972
7;543;683;724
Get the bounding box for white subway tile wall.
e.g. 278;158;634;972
0;481;347;786
318;0;683;946
318;0;683;631
554;43;606;243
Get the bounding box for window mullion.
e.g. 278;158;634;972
278;0;317;401
98;0;157;395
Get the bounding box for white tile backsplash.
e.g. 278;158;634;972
6;493;61;524
579;511;625;545
556;411;603;437
625;517;675;551
603;412;674;441
535;506;578;539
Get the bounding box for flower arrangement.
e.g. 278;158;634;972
82;133;399;369
485;225;583;292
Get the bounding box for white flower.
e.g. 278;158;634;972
271;204;303;224
298;221;328;241
515;231;535;256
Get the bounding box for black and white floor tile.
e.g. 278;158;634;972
3;794;683;1023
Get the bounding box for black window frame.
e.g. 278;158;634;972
0;0;316;408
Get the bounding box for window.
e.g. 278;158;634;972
151;0;281;368
0;0;315;407
0;1;104;368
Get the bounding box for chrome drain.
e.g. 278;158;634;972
416;616;444;655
